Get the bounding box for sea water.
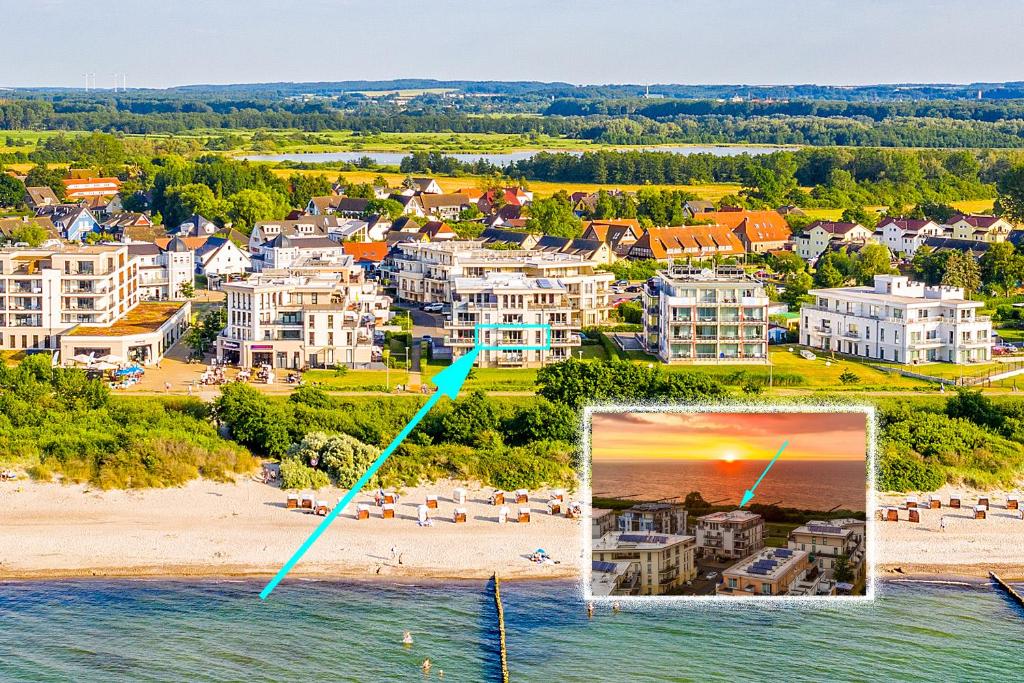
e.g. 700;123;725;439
0;579;1019;681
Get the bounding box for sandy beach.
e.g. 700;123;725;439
876;485;1024;580
0;477;580;581
3;478;1023;582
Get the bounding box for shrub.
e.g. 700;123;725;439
877;452;945;492
279;459;330;490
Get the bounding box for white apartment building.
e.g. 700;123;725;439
695;510;765;560
794;221;874;261
128;238;195;301
801;275;992;364
592;532;698;596
444;273;578;367
642;266;770;364
616;503;688;536
217;259;390;370
394;241;613;327
873;218;945;258
788;519;865;579
0;244;139;351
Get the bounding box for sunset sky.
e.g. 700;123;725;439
590;411;866;462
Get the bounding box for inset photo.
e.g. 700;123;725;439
585;406;873;601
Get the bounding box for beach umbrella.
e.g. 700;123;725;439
91;361;117;371
98;354;122;363
535;548;546;554
71;353;95;365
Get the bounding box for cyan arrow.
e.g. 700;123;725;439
259;348;480;599
739;440;789;508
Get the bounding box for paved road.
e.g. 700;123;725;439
409;308;446;340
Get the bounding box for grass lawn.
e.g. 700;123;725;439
995;326;1024;342
304;368;408;390
422;360;539;391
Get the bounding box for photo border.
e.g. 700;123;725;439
581;403;877;606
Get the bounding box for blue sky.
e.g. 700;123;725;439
2;0;1022;88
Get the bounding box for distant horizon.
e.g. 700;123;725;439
2;1;1022;89
591;412;867;463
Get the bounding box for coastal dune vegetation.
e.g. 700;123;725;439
0;355;254;488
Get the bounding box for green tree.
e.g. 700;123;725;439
24;165;67;200
979;241;1023;296
365;198;405;221
841;205;878;229
287;432;380;488
910;246;949;286
164;183;225;228
833;554;854;584
226;189;281;231
768;250;806;276
439;390;500;447
996;163;1024;223
780;271;813;307
9;222;49;247
213;383;290;456
184;307;227;355
839;369;860;385
503;399;578;446
0;173;25;207
288;173;332;209
525;193;582;238
852;244;895;285
941;250;981;295
813;261;845;288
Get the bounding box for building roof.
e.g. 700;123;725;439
126;243;161;257
155;236;208;251
630;225;745;259
420;193;471;211
480;227;535;245
948;214;1005;228
64;302;187;337
723;547;807;582
804;220;866;236
418;221;455;238
342;242;389;263
698;510;763;523
697;210;791;244
25;186;59;207
921;236;993;256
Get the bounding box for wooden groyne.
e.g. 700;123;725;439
492;574;510;683
990;572;1024;610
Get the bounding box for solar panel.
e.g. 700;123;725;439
808;524;843;534
592;560;618;573
537;278;553;289
775;549;793;557
619;534;668;544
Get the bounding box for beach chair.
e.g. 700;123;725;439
1008;496;1020;510
974;505;987;520
928;496;942;509
515;489;529;504
426;495;438;509
384;492;397;505
885;508;899;522
566;502;582;519
517;507;531;523
908;509;920;523
551;489;566;502
286;494;299;509
300;494;315;510
490;491;505;506
453;487;467;505
453;507;467;523
315;501;330;516
417;504;429;524
547;499;561;515
382;503;396;519
497;506;509;524
978;497;989;509
949;496;961;509
905;495;918;509
356;503;370;520
874;509;884;521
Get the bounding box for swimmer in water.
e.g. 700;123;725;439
422;658;432;674
587;602;594;618
403;630;413;646
612;601;621;613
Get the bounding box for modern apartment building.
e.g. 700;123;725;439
717;547;818;597
801;275;992;364
217;258;391;370
642;266;770;364
788;519;865;579
592;532;698;596
394;241;613;326
695;510;765;560
616;503;688;536
0;244;139;351
443;273;578;367
128;238;195;301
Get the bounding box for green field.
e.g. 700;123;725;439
303;368;409;391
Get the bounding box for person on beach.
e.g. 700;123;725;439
391;545;398;562
940;516;947;532
587;602;594;619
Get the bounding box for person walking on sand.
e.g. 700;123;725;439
164;381;172;393
939;515;947;533
390;545;398;563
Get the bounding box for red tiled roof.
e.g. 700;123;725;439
342;242;389;262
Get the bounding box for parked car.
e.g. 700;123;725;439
613;280;629;287
423;303;444;313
